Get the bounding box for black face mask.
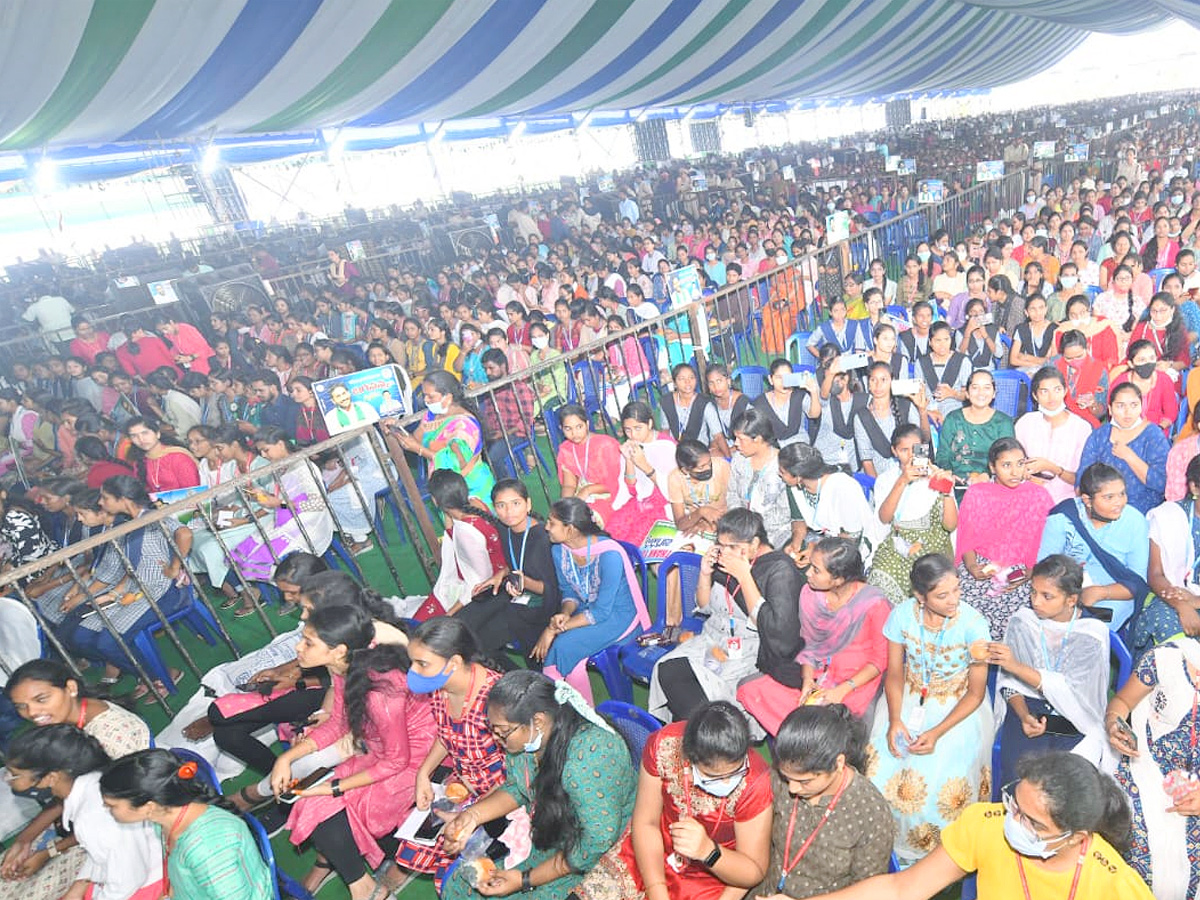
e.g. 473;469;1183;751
1132;362;1156;379
690;468;714;482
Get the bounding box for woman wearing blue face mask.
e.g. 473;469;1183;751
799;752;1152;900
438;670;635;900
392;617;506;888
572;700;772;900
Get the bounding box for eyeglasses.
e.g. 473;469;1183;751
694;761;750;787
489;722;524;742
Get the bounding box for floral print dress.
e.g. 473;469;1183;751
865;599;994;863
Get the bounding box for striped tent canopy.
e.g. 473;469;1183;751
0;0;1193;168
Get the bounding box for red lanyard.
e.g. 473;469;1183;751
161;804;190;899
777;770;850;889
1016;835;1088;900
75;698;87;729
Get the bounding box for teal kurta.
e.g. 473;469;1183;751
167;806;273;900
442;725;636;900
933;407;1014;479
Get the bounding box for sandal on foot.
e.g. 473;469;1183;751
233;603;258;618
304;860;338;895
219;593;242;610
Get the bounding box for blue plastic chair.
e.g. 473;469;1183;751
169;747;221;793
243;809;314;900
569;360;612;431
541;404;565;450
492;436;553;479
793;364;815;376
596;700;664;766
885;305;909;324
128;585;221;692
853;472;875;500
1148;267;1172;291
323;534;363;580
587;540;649;705
992;370;1031;418
619;552;705;685
785;331;819;368
1171;385;1190;439
1084;284;1102;302
732;365;769;399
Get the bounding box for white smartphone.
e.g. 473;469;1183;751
892;378;923;397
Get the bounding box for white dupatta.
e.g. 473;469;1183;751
1127;638;1200;900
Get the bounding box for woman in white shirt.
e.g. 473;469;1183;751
1013;367;1090;506
0;725;161;900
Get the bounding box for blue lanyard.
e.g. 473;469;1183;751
1039;610;1077;673
507;519;531;572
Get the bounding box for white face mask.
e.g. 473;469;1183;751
427;399;449;415
532;335;550;350
1172;195;1184;205
1060;275;1079;288
1040;401;1065;417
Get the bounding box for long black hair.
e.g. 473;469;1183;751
1014;752;1131;851
548;496;604;537
6;724;110;779
774;704;867;773
306;604;410;747
411;616;505;673
428;469;502;532
297;570;406;631
100;748;233;812
486;670;593;858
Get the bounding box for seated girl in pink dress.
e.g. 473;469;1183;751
271;604;434;900
740;537;890;735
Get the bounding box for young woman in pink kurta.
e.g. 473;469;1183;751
555;404;623;527
271;605;434;900
739;537;890;735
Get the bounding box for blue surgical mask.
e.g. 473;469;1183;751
523;723;544;754
691;763;746;797
406;662;454;694
1003;812;1069;859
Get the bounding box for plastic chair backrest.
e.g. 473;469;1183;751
596;700;663;767
656;552;703;629
732;365;768;400
169;747;221;794
792;364;815;375
853;472;875;500
243;812;283;900
1110;630;1133;691
542;404;564;449
1149;267;1172;291
992;370;1031;418
885;305;909;323
616;540;650;600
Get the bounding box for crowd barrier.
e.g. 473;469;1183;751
0;165;1039;711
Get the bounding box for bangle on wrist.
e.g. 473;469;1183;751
330;778;343;798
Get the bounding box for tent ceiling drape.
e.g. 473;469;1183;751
0;0;1189;177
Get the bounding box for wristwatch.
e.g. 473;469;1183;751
330;778;343;798
521;870;534;892
701;844;722;868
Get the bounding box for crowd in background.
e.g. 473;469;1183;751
2;93;1200;900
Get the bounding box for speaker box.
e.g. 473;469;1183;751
633;119;670;163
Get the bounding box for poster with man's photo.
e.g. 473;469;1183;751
314;365;408;435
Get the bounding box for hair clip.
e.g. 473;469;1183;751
177;761;198;780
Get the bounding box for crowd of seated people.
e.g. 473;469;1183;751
6;104;1200;900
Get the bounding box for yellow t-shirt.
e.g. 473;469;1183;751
940;803;1153;900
